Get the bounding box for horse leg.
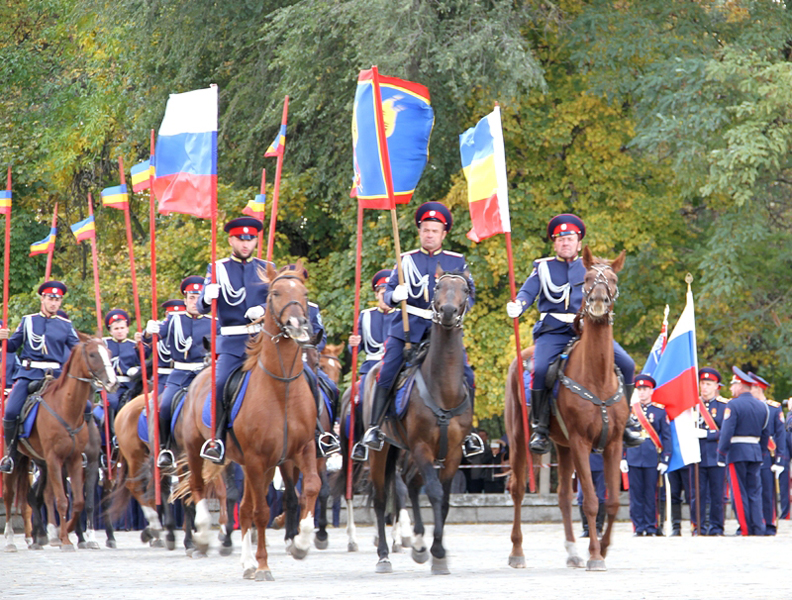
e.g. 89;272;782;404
45;457;73;551
28;467;48;548
279;464;300;551
407;468;428;564
214;470;233;556
569;441;605;570
290;442;322;560
507;432;527;568
248;461;275;581
65;457;86;542
187;448;211;556
239;466;258;578
101;476;117;548
160;475;177;551
368;445;393;573
80;456;100;549
394;471;411;550
412;445;450;575
556;445;585;568
3;473;18;552
599;441;623;559
314;461;330;550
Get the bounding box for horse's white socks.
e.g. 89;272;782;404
4;521;14;547
142;506;162;531
47;523;59;542
86;528;97;545
194;499;211;545
240;529;256;572
565;540;581;560
413;533;426;551
294;512;313;552
345;499;357;546
398;508;412;544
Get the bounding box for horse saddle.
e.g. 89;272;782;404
19;379;55;440
546;337;580;400
303;367;335;424
138;387;189;444
387;340;431;420
201;366;250;430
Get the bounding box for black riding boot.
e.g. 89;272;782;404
200;399;227;464
361;385;389;451
596;502;606;537
622;383;642;448
463;387;484;458
671;503;682;536
156;410;175;469
656;499;666;536
0;418;20;474
579;504;590;537
529;389;551;454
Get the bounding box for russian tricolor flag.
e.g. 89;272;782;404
153;86;217;219
650;287;701;471
459;106;511;243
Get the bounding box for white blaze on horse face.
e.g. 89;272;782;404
96;344;117;390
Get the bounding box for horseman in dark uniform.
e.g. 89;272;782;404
198;216;272;464
0;281;81;473
103;308;148;415
349;269;396;461
145;278;214;469
361;202;482;457
505;214;641;454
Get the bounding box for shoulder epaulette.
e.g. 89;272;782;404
402;249;420;257
53;314;72;323
361;306;377;315
442;250;463;258
716;397;730;404
308;301;319;309
767;399;781;408
536;257;554;263
651;402;666;410
22;313;39;319
103;336;112;342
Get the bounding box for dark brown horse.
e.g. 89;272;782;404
367;267;473;575
179;263;320;580
506;246;628;571
2;334;117;551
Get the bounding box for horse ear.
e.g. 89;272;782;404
265;261;277;282
610;250;626;274
582;246;594;270
435;263;445;278
77;331;91;343
463;268;470;280
294;258;304;280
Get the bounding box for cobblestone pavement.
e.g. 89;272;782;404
1;517;786;599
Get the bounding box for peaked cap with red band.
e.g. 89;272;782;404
415;202;452;232
547;214;586;240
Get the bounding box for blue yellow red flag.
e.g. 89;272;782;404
0;190;11;215
29;227;56;256
243;194;266;220
351;69;434;209
264;125;286;158
459;106;511;242
70;215;96;242
130;160;155;193
101;184;129;210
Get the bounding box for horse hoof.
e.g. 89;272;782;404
508;555;526;569
567;555;586;569
4;544;17;553
347;542;358;552
88;541;100;550
105;539;117;549
400;536;411;548
36;536;48;547
586;559;607;572
140;530;152;544
375;558;393;574
255;570;274;581
61;544;76;552
166;539;176;551
392;542;403;553
219;544;233;557
50;538;61;547
194;543;209;556
185;547;195;558
243;567;256;580
29;543;43;551
291;545;309;560
411;546;429;564
192;549;208;559
78;542;87;549
150;538;165;548
431;556;450;575
314;536;329;550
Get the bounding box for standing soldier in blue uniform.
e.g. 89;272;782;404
748;372;786;535
199;217;272;464
782;399;792;520
717;367;769;536
692;367;729;536
361;202;482;456
505;214;641;454
0;281;81;473
103;308;147;416
145;277;214;469
349;269;395;461
621;374;671;536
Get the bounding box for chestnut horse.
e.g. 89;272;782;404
2;334;117;551
506;246;628;571
179;263;320;580
367;267;473;575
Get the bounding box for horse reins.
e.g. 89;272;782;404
430;273;470;329
581;264;619;323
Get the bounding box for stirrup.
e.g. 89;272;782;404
111;436;119;450
157;449;175;469
361;426;384;452
462;432;484;458
529;430;551;454
317;432;341;457
200;438;225;464
351;442;369;462
0;455;14;473
81;453;88;469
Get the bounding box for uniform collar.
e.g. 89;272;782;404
377;307;395;314
420;247;442;257
555;255;579;263
39;311;56;319
230;254;252;264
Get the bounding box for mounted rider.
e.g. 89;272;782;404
0;281;81;473
145;278;214;469
102;308;148;415
198;216;272;464
505;214;641;454
361;201;483;457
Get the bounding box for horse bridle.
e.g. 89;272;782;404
262;273;310;343
581;264;619;321
68;340;110;391
431;273;470;329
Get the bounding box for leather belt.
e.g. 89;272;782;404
116;375;131;383
731;436;760;444
366;352;384;362
406;305;432;320
158;368;173;375
173;361;204;372
24;360;61;370
540;312;576;324
220;324;262;336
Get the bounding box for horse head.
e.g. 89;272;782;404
581;246;625;323
77;332;119;393
264;261;312;344
432;264;471;329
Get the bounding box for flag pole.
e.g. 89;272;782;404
346;201;364;500
147;130;163;506
117;158;154;474
0;166;12;497
266;96;289;263
258;169;266;259
371;66;411;349
44;202;58;280
209;85;219;449
87;193;113;478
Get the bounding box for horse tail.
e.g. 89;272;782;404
168;456;224;505
9;456;32;512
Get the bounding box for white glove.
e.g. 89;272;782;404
717;461;726;468
619;459;629;474
771;463;785;478
391;284;409;304
506;301;522;319
695;428;708;439
126;366;140;377
657;462;668;475
245;306;265;321
204;283;220;301
145;320;161;335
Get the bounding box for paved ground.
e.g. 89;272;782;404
1;517;786;599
